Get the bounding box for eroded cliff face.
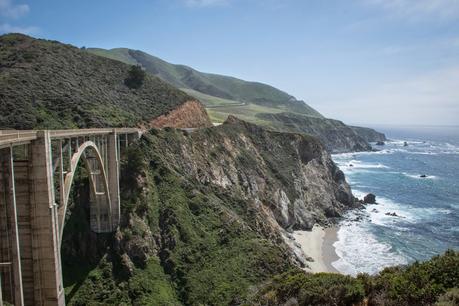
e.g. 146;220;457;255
64;117;356;305
147;100;213;129
149;115;355;230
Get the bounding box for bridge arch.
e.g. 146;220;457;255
58;140;112;243
0;129;140;305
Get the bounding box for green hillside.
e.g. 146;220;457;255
87;47;324;119
87;47;386;153
0;34;196;129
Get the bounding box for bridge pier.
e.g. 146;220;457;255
107;131;120;230
29;131;64;305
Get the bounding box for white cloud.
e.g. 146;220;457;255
320;66;459;125
0;0;29;19
0;23;38;34
0;0;38;35
364;0;459;21
184;0;229;7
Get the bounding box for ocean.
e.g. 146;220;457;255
331;125;459;275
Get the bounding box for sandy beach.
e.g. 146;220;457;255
292;225;340;273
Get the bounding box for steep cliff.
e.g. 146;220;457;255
256;112;372;153
0;34;210;129
63;117;356;305
351;125;387;142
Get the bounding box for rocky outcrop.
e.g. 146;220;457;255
147;100;213;129
351;126;387;143
146;116;356;230
363;193;376;204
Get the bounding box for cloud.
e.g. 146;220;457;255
0;23;39;34
363;0;459;21
325;66;459;125
0;0;29;19
183;0;229;7
0;0;38;35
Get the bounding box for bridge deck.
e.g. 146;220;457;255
0;128;140;149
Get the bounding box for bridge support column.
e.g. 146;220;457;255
0;147;24;306
107;131;120;230
30;132;64;306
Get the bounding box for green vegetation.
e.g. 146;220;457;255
63;127;293;305
124;65;146;89
249;250;459;306
248;271;365;306
87;46;386;152
206;103;287;125
0;34;194;129
60;118;457;306
87;47;324;118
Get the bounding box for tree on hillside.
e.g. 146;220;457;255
124;65;146;89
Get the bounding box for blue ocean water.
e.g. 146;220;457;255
331;126;459;275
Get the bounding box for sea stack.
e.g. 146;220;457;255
363;193;377;204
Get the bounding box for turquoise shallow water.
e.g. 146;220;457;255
331;126;459;275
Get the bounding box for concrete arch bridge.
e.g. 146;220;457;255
0;128;140;306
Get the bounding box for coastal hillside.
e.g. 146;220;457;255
351;125;387;143
0;34;212;129
258;112;373;153
88;48;323;118
63;116;356;305
88;47;385;152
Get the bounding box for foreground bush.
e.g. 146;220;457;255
249;250;459;306
248;271;365;306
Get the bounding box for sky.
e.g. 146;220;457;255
1;0;459;126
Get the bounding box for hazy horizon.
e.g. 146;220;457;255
1;0;458;126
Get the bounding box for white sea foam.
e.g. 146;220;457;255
332;138;459;275
332;189;414;275
353;190;416;223
338;160;389;172
402;172;438;180
332;221;408;275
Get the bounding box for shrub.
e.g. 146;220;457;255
369;250;459;306
251;270;366;306
436;288;459;306
124;65;146;89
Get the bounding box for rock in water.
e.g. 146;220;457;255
376;141;385;146
420;174;428;178
363;193;376;204
404;141;409;147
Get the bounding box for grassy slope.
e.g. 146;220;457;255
86;47;385;151
0;34;195;129
86;47;324;119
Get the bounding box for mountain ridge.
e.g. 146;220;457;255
88;47;386;153
88;47;325;117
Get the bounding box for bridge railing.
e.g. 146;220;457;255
0;128;141;149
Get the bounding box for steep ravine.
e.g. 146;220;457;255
63;117;357;305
